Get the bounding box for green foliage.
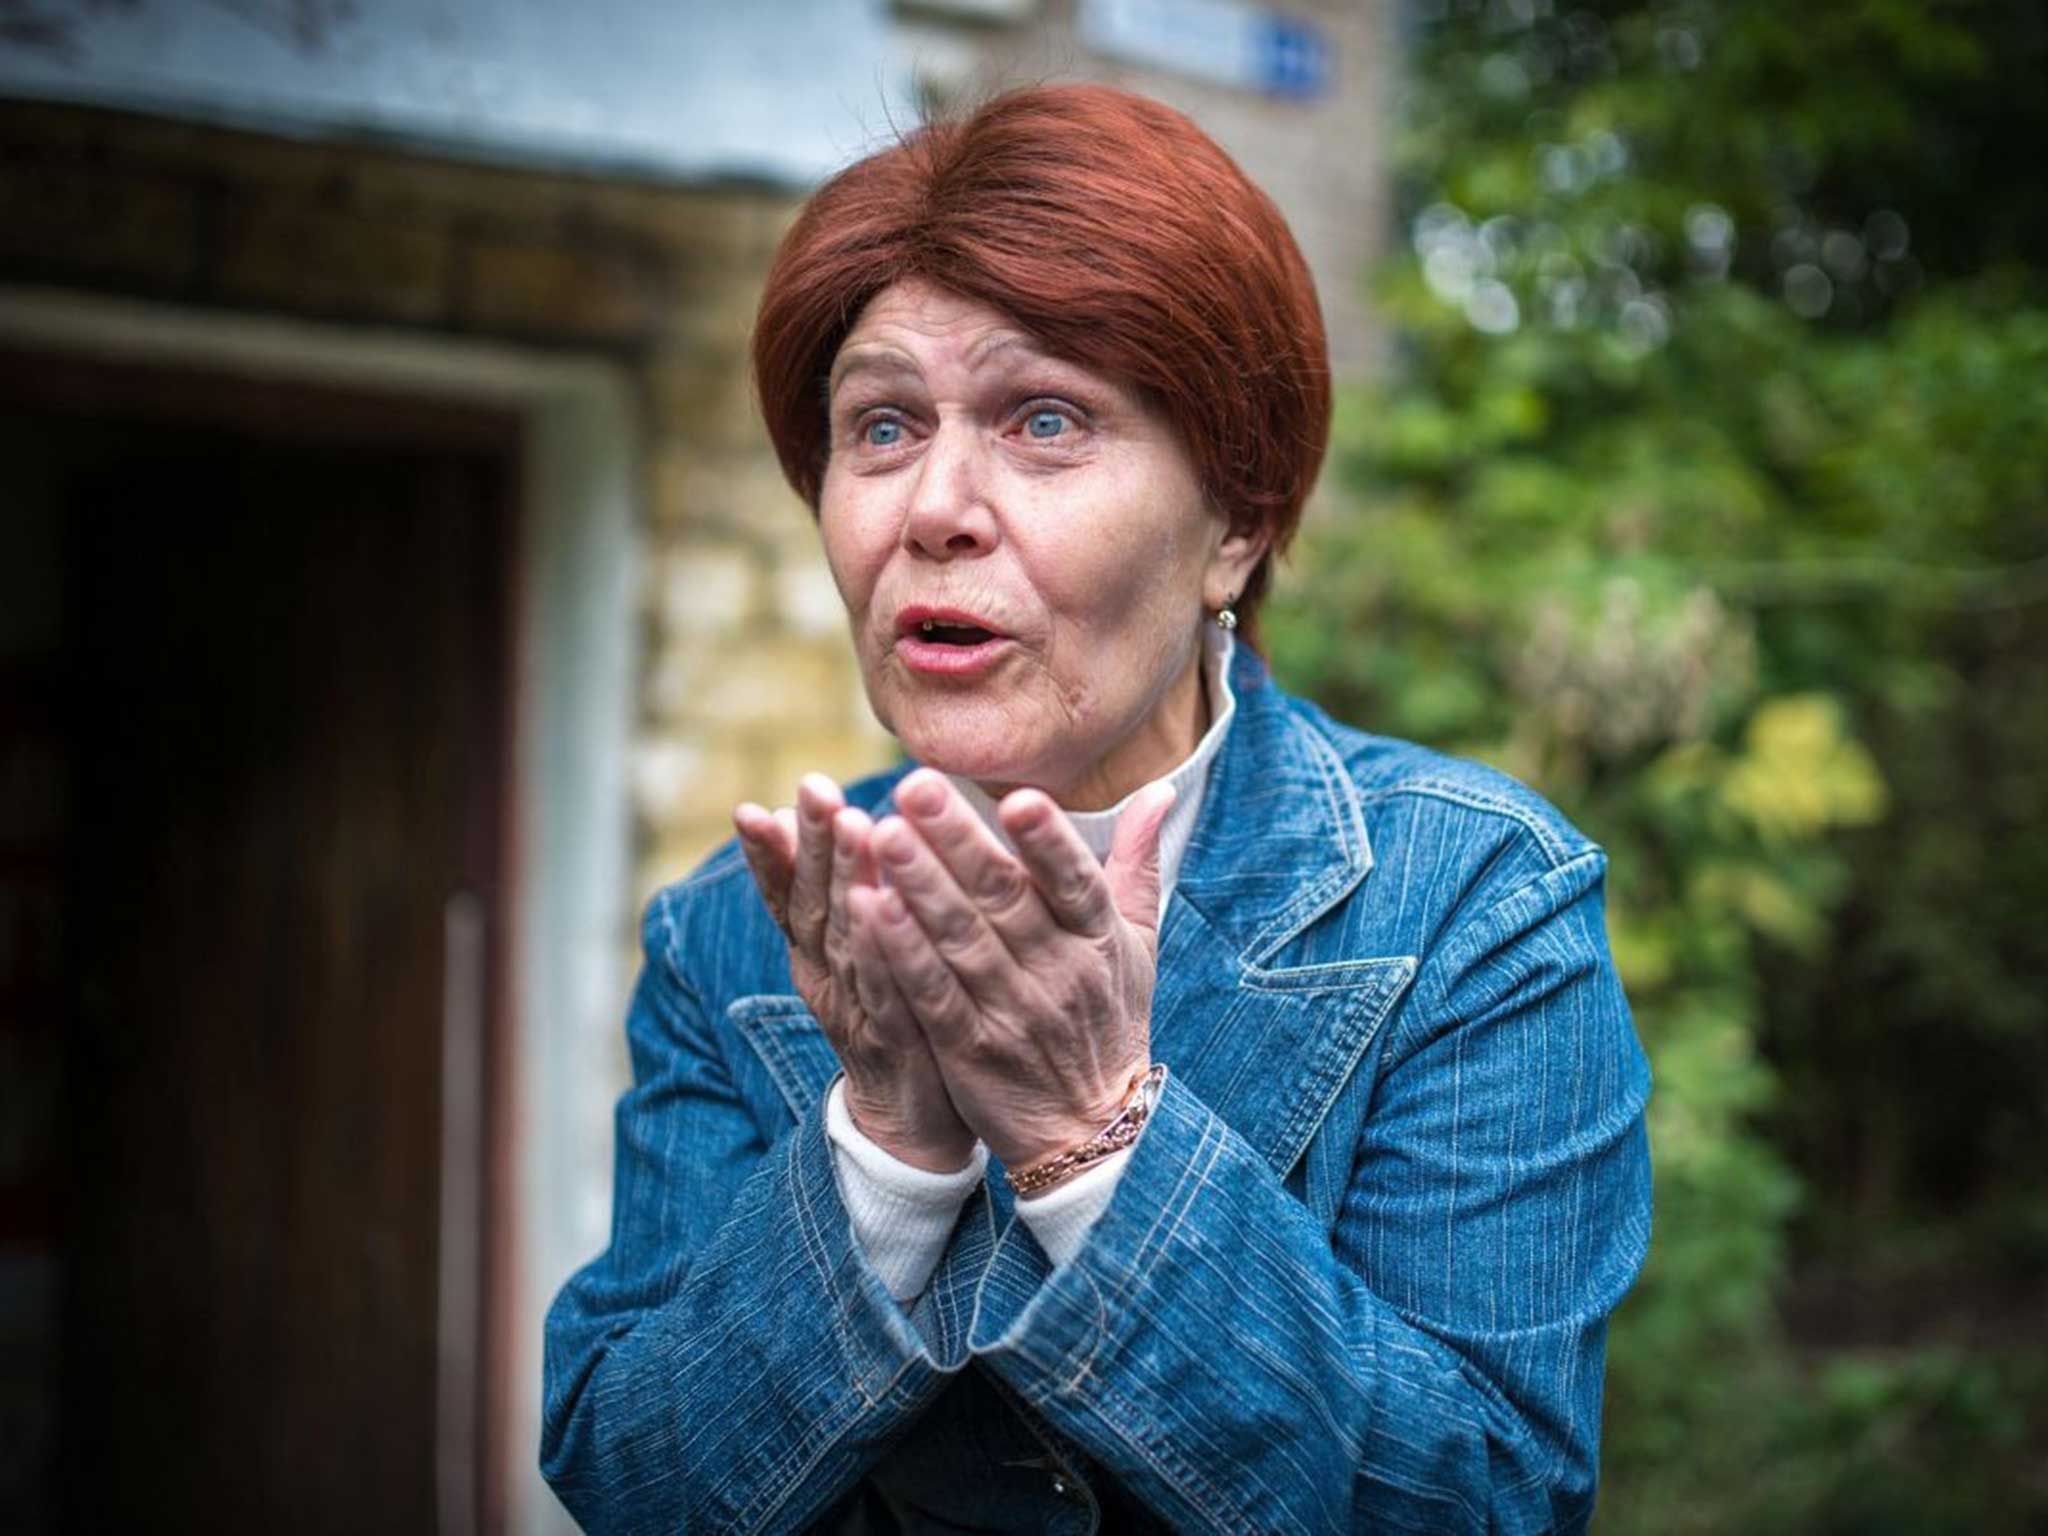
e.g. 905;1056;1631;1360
1267;0;2048;1526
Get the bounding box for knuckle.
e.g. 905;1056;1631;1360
979;866;1033;918
1055;870;1099;913
789;889;828;933
932;906;983;952
958;1020;1011;1071
911;970;955;1011
852;952;892;1003
961;930;1013;980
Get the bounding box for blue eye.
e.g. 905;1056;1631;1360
863;418;903;447
1025;409;1067;439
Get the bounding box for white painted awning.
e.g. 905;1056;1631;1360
0;0;918;187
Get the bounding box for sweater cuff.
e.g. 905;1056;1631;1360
1013;1148;1132;1267
825;1078;986;1302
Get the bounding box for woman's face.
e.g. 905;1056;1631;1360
819;279;1262;809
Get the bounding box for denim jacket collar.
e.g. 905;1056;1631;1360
1170;639;1374;964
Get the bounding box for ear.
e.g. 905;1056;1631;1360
1203;516;1270;612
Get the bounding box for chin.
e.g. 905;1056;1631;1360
897;729;1036;789
885;702;1059;793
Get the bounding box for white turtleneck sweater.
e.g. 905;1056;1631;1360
824;626;1237;1301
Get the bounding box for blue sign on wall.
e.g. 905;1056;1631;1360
1258;14;1332;99
1080;0;1334;102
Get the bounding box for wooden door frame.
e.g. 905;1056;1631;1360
0;287;640;1536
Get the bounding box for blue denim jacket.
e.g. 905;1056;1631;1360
542;644;1653;1534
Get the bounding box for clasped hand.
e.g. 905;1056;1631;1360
733;767;1173;1178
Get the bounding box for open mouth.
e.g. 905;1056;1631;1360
915;618;997;647
894;606;1011;673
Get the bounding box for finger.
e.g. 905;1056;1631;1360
894;769;1052;951
860;882;977;1043
872;813;1014;997
733;801;796;931
1105;780;1176;937
998;789;1119;937
827;806;875;943
844;883;917;1033
788;774;843;958
740;799;798;858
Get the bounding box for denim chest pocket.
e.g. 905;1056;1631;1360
724;993;840;1129
1224;954;1419;1230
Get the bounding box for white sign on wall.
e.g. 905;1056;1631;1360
1079;0;1332;99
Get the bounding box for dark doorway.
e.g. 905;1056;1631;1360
0;353;519;1535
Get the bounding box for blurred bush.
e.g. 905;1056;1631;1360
1266;0;2048;1527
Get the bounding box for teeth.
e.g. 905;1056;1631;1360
921;619;934;633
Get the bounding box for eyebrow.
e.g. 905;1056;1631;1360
826;344;918;398
825;330;1062;399
965;331;1047;368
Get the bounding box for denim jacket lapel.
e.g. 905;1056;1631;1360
1153;644;1415;1189
727;992;841;1119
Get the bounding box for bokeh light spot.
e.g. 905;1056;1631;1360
1783;263;1833;319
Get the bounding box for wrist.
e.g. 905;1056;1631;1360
996;1114;1109;1172
843;1081;977;1173
991;1061;1150;1170
1007;1064;1167;1198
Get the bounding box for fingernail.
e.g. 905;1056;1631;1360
899;771;944;816
1003;791;1049;831
877;820;917;865
799;773;840;818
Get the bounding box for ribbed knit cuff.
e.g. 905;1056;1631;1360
825;1078;987;1302
1013;1148;1132;1268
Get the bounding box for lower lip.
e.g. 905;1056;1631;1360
895;634;1013;676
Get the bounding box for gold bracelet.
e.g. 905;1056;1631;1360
1008;1064;1169;1197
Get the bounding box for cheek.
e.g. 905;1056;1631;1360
1026;491;1211;633
817;496;888;613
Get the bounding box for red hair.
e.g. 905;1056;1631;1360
751;83;1330;633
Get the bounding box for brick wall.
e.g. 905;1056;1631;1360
0;99;893;896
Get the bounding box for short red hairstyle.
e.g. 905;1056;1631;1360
751;83;1330;633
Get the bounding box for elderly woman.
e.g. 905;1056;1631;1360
543;85;1650;1534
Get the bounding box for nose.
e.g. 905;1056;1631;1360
901;422;999;561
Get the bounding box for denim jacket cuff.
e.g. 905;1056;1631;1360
786;1096;963;1404
964;1074;1219;1383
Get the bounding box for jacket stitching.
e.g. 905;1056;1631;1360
1066;1102;1229;1389
1243;722;1370;961
784;1117;885;1410
1366;779;1588;870
1083;1371;1263;1535
1241;954;1420;993
1270;960;1417;1173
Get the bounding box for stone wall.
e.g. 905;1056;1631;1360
0;99;892;897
